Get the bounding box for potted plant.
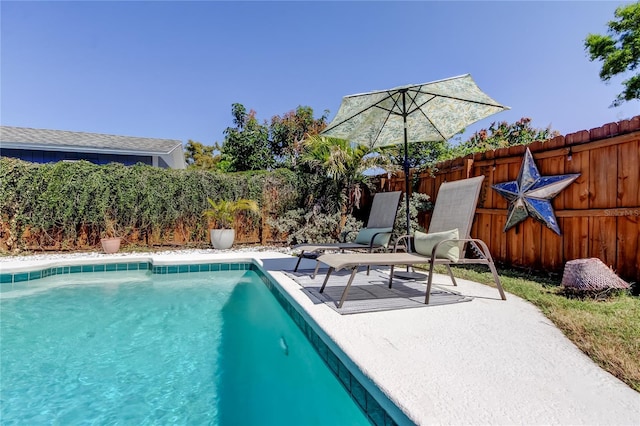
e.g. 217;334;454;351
203;198;259;249
100;215;122;254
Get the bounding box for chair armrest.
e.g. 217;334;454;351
393;234;413;252
429;237;494;262
455;238;495;261
339;229;358;243
365;230;394;250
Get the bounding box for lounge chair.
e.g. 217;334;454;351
292;191;402;277
316;176;506;307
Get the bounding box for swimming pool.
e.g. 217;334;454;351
0;264;380;425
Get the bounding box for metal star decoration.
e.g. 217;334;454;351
492;147;580;235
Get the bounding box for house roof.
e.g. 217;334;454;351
0;126;182;155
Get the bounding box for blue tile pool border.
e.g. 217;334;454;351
0;259;408;426
1;261;151;283
0;261;257;284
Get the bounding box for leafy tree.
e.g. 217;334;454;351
269;106;328;168
221;103;274;171
444;117;559;159
184;140;222;169
386;140;449;169
585;2;640;107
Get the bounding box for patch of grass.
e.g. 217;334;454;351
433;265;640;393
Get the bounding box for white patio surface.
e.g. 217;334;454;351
2;250;639;425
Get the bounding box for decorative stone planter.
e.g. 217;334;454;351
210;229;235;250
561;258;629;291
100;237;121;254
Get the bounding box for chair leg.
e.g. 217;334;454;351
294;251;304;272
489;261;507;300
425;262;436;304
469;238;506;301
338;267;359;308
320;267;334;293
445;264;458;286
311;260;321;279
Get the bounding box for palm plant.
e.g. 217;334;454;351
300;135;393;227
203;198;259;229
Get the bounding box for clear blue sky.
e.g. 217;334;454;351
2;1;638;147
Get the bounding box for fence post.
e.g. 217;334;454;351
464;158;474;179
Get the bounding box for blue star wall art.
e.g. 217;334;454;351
492;147;580;235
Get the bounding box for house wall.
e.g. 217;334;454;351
0;148;153;166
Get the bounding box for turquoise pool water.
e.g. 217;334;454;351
0;269;370;425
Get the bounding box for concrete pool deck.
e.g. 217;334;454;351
2;250;639;425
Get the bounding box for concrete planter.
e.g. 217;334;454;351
100;237;121;254
210;229;235;249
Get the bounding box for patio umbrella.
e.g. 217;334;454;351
321;73;509;238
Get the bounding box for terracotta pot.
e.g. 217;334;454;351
210;229;235;249
100;237;121;254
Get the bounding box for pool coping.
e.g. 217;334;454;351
2;251;639;425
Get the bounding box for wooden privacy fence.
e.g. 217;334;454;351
381;116;640;284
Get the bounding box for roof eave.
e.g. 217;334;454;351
1;142;180;156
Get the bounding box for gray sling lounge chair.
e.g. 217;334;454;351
293;191;402;277
317;176;506;308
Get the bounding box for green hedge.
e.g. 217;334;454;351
0;158;320;250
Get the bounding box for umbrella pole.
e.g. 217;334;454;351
395;91;427;281
402;90;411;241
404;139;411;240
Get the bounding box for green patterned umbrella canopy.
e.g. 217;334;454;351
322;74;509;147
322;74;509;239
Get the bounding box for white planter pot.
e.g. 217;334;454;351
210;229;235;249
100;237;121;254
